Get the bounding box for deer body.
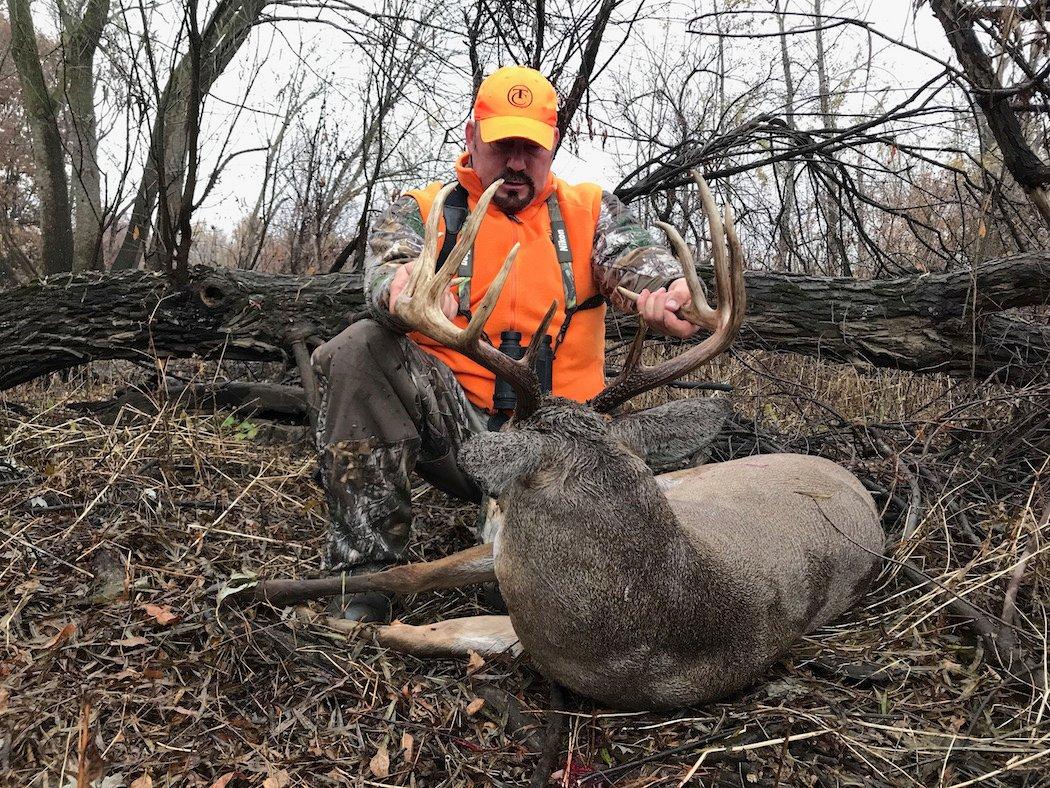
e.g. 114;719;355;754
462;399;883;710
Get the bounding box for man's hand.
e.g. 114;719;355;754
635;277;700;339
388;261;458;321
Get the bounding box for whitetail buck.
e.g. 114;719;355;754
250;174;884;710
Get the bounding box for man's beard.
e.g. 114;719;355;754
493;170;536;214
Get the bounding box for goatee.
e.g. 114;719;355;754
493;170;536;214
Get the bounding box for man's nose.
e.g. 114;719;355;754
505;145;527;170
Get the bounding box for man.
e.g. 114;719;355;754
311;66;699;621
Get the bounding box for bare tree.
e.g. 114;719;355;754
926;0;1050;226
6;0;74;274
111;0;273;271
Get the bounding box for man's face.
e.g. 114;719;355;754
466;120;559;214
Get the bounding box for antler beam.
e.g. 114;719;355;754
589;172;746;413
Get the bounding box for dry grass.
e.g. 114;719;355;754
1;353;1047;787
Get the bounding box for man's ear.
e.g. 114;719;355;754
459;430;545;497
609;397;729;473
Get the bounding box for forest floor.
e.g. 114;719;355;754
1;351;1047;787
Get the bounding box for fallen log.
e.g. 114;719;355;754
67;381;309;423
1;253;1047;390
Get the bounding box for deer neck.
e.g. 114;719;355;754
497;448;712;608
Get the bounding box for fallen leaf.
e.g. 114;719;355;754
369;741;390;778
109;636;150;648
467;650;485;673
42;622;76;649
401;731;414;762
466;697;486;716
209;773;237;788
15;579;40;596
130;775;153;788
262;769;291;788
215;572;258;612
141;603;179;626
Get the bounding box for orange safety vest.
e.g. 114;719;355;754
407;154;606;411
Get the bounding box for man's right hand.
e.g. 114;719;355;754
388;261;459;321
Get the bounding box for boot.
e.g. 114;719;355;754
326;562;395;623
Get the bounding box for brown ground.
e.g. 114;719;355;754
1;352;1046;786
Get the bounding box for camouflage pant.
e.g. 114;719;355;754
311;319;489;569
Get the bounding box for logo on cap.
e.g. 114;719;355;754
507;85;533;108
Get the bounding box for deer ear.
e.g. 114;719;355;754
609;397;729;473
459;431;546;497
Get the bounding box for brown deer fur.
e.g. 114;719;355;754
460;398;883;709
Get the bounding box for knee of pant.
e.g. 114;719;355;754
322;319;399;379
323;320;412;408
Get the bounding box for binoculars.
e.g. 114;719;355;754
492;330;553;411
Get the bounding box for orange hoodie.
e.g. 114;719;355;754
407;154;606;411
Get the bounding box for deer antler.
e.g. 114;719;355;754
589;172;746;413
394;180;557;420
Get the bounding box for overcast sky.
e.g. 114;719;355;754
192;0;955;228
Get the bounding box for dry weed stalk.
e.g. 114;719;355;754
0;355;1046;785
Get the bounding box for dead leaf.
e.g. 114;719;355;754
467;650;485;673
130;775;153;788
109;636;150;648
42;622;76;649
141;603;180;626
466;697;486;716
401;731;414;762
15;578;40;596
369;741;390;778
209;773;237;788
262;769;291;788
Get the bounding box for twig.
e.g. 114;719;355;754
530;683;568;788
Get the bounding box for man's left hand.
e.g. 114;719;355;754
636;278;700;339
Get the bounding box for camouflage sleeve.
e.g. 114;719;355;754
592;191;684;313
363;196;426;332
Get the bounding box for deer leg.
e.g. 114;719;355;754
327;614;522;658
238;543;494;607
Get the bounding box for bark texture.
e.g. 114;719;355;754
1;253;1047;390
6;0;74;274
929;0;1050;227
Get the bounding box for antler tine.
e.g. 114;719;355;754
414;182;458;290
723;202;747;337
432;179;503;298
461;241;519;345
522;301;558;370
652;221;718;331
589;171;746;413
695;173;734;330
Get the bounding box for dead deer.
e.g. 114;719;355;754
247;174;884;710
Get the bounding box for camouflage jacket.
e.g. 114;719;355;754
364;188;683;333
